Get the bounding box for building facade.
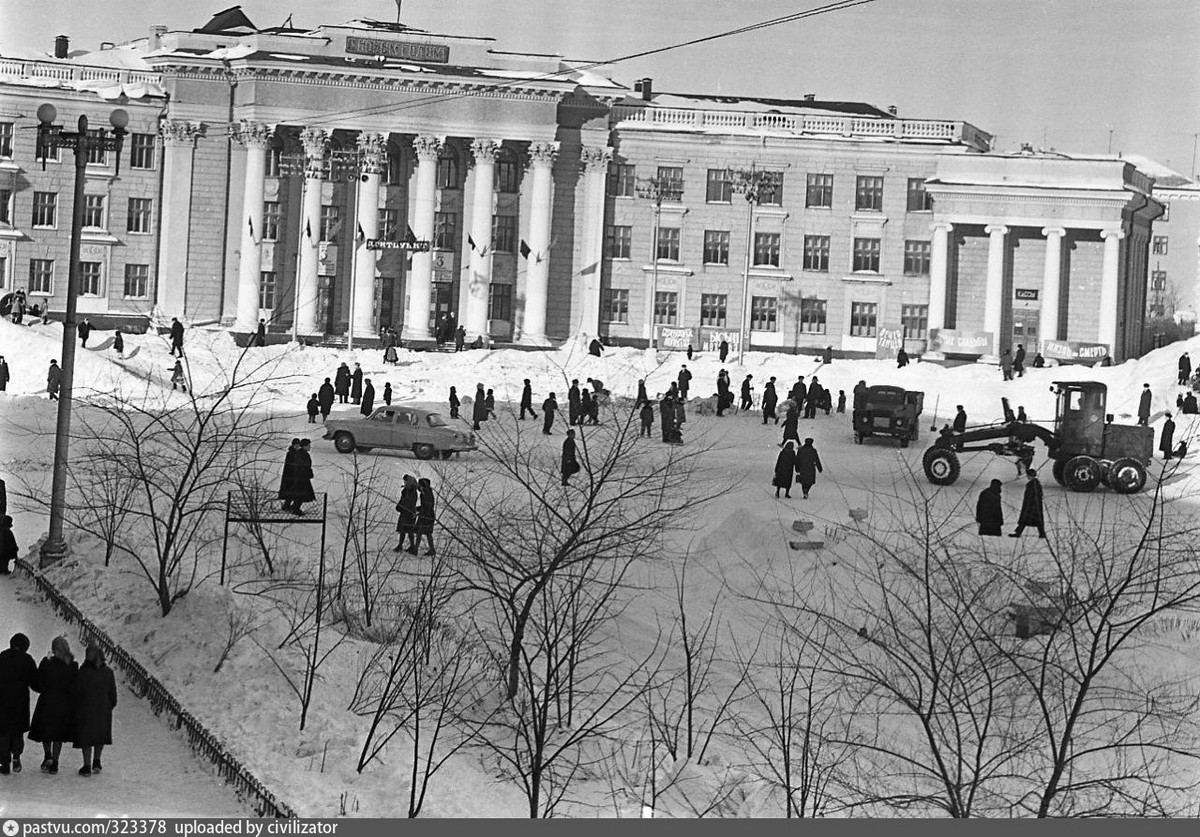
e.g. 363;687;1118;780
0;10;1169;362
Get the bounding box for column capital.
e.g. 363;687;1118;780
527;141;559;168
1041;226;1067;238
580;145;613;172
469;138;500;165
413;134;445;163
984;224;1009;236
229;120;274;149
159;120;206;146
356;131;388;175
1100;228;1125;241
930;221;954;234
300;127;328;179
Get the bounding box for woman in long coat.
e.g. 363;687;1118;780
395;475;419;554
773;440;798;498
415;478;436;556
472;383;488;430
334;364;351;404
29;635;77;774
0;632;38;773
71;643;116;776
360;380;375;417
975;478;1004;536
762;379;778;425
795;438;823;500
781;404;800;447
278;439;315;515
1160;413;1176;460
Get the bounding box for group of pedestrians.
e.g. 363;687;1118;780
975;469;1046;539
394;474;436;555
0;633;117;778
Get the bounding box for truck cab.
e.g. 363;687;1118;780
854;385;924;447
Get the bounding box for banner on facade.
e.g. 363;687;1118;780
1041;339;1109;363
875;326;903;360
699;327;741;355
927;328;994;356
657;325;697;351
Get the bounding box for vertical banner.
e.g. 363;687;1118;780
875;326;903;360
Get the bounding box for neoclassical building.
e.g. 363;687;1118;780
0;9;1169;362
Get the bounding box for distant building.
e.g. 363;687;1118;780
1139;164;1200;324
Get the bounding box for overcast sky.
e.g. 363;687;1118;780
4;0;1197;174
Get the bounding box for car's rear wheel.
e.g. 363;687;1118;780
440;450;453;460
414;443;436;460
333;432;355;454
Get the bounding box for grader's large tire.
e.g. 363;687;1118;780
1108;458;1147;494
1063;455;1102;492
1051;458;1067;486
923;447;961;486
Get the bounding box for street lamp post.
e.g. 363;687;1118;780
726;166;777;366
35;105;127;566
635;175;680;348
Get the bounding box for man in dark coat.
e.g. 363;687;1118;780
351;363;364;405
454;325;466;352
415;478;436;556
394;474;419;553
382;382;392;406
781;404;801;448
472;383;488;431
580;387;593;425
278;438;315;515
677;365;692;400
589;338;604;357
1138;383;1152;426
639;401;654;437
773;440;798;499
719;339;729;363
520;379;538;420
0;632;38;774
1184;392;1199;415
70;643;116;776
790;376;807;410
975;478;1004;536
635;380;649;408
0;476;7;516
1000;350;1014;381
660;394;678;444
561;429;581;486
1014;344;1026;377
0;513;13;575
851;380;868;423
822;345;833;365
1179;353;1191;386
567;379;582;426
254;319;267;347
78;318;92;347
317;378;335;421
1160;413;1176;461
804;379;822;419
716;372;730;417
0;354;9;391
169;317;185;357
1032;353;1045;368
334;363;351;404
47;360;61;400
896;347;909;368
306;393;320;424
360;379;375;416
1009;469;1046;538
762;377;778;425
795;438;823;500
740;375;754;412
542;393;557;435
953;405;968;433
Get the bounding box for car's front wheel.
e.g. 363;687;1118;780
333;432;355;454
440;450;454;460
414;443;436;460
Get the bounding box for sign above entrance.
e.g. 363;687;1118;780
365;238;430;252
1015;288;1039;301
346;36;450;64
927;328;994;356
1041;339;1109;363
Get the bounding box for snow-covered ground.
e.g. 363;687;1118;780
1;318;1199;817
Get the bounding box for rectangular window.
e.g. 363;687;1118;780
1152;236;1169;255
382;149;405;186
654;291;678;325
1150;270;1167;291
123;263;149;298
608;162;636;197
903;240;931;276
852;237;881;272
493;215;517;253
802;235;830;271
83;194;105;229
605;224;632;259
0;122;12;157
657;166;684;201
126;197;152;233
80;261;102;296
495;156;519;194
32;192;57;228
759;171;784;206
656;227;680;262
906;178;932;212
1160;203;1170;222
319;205;340;243
436;150;460;190
433;211;458;250
259;271;277;309
601;288;629;324
86;129;109;166
901;303;928;339
377;208;398;242
29;259;53;294
703;230;729;265
706;169;731;203
0;256;7;289
36;133;60;163
754;232;781;267
800;298;827;334
805;173;833;208
850;301;878;337
129;133;156;170
700;293;727;327
488;283;513;321
750;296;778;332
261;202;281;241
0;189;10;225
855;175;884;211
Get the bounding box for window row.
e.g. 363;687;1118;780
608;163;932;212
261;206;526;254
263;142;525;192
0;191;154;233
18;259;150;298
0;122;157;170
605;225;932;275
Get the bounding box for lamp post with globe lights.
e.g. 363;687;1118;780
35;104;128;566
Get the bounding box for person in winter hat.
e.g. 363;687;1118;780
360;379;375;416
1179;352;1192;386
896;346;909;368
719;339;729;363
0;632;37;774
1160;412;1176;461
46;360;62;400
351;363;364;405
639;401;654;437
415;478;436;556
0;355;9;392
1014;344;1026;377
780;402;800;448
485;388;497;420
472;383;488;431
541;392;558;435
677;365;692;400
836;390;846;414
394;474;419;553
561;429;581;486
29;636;77;774
112;330;124;358
1009;469;1046;539
953;405;968;433
773;440;798;499
635;379;649;408
795;438;823;500
448;386;460;419
740;375;754;412
70;643;116;776
1138;383;1152;426
306;393;320;424
520;379;538;420
254;319;267;348
334;363;351;403
169;359;187;392
975;479;1004;536
761;377;778;425
0;514;15;575
278;439;315;515
169;317;185;357
1000;350;1014;381
318;378;335;421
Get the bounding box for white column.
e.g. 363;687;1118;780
155;120;204;320
579;145;613;338
295;127;327;336
1039;226;1066;346
1098;228;1124;355
231;121;272;331
352;132;386;340
403;134;441;341
465;138;498;340
980;224;1008;363
924;221;952;359
520;141;558;344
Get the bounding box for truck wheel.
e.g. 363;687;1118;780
1063;456;1101;492
414;443;436;460
1108;458;1147;494
333;433;355;454
923;448;960;485
1051;459;1066;485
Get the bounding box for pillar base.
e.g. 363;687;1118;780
518;332;552;348
922;351;946;362
39;536;69;568
977;354;1000;365
402;325;433;342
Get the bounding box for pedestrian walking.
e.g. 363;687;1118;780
1179;353;1192;386
781;404;800;448
1183;392;1198;415
580;386;593;424
278;438;315;515
639;401;654;437
796;438;823;500
686;344;694;361
0;355;9;391
47;360;61;400
360;379;375;416
318;378;335;421
851;380;868;424
0;632;37;774
1160;413;1176;461
415;478;436;556
542;392;558;434
472;383;488;431
335;363;351;404
586;385;600;424
78;318;92;348
449;386;461;419
568;379;582;426
112;330;124;358
306;393;320;424
0;514;15;575
660;394;679;444
254;319;267;347
485;388;497;420
953;405;968;433
678;365;692;400
454;326;466;352
383;344;398;365
896;347;909;368
70;643;116;776
394;474;419;553
561;429;581;486
1014;344;1026;377
715;371;730;417
520;379;538;420
773;440;798;499
804;378;821;419
762;377;778;425
1138;383;1152;426
975;478;1004;536
836;390;846;414
740;375;754;412
382;382;392;406
351;364;364;405
29;636;77;775
822;345;833;365
1009;469;1046;538
169;317;185;357
1000;350;1014;381
790;377;808;410
719;339;729;363
169;359;187;392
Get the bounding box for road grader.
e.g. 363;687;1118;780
921;381;1155;493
